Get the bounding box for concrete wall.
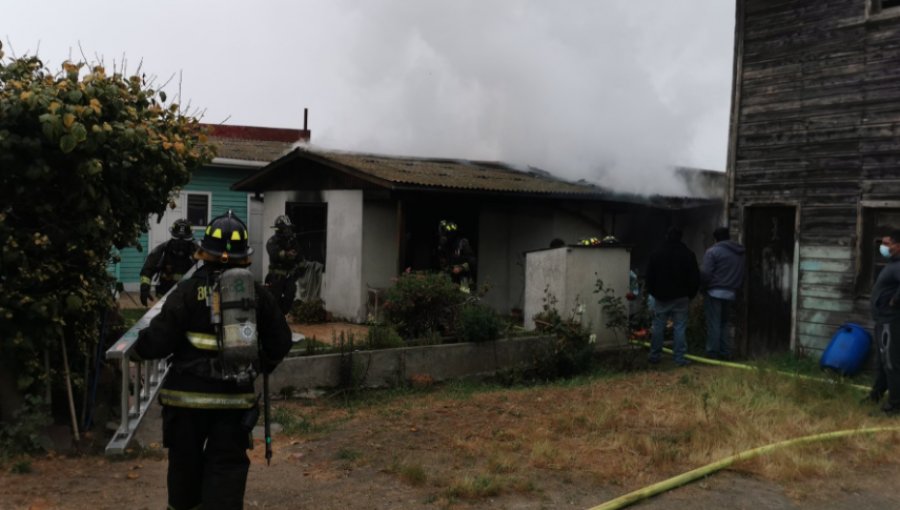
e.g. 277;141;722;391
322;190;365;321
269;336;554;392
362;199;399;296
524;246;631;348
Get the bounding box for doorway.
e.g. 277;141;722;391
744;206;796;357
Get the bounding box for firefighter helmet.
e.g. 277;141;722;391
272;215;292;229
197;210;253;264
170;218;193;240
439;220;458;234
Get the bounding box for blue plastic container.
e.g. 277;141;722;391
820;323;871;376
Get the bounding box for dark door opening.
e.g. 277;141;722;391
286;202;327;267
745;206;796;357
400;198;479;275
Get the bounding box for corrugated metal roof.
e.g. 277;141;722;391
209;136;297;162
312;150;605;195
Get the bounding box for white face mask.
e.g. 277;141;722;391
880;244;892;259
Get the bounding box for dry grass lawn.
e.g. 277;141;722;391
272;357;900;505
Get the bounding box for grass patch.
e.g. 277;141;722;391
119;308;145;329
268;356;900;502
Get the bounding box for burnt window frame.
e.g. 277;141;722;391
869;0;900;18
857;205;900;296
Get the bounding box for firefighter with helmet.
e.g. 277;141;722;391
436;220;476;293
265;214;302;313
133;210;292;510
139;218;196;306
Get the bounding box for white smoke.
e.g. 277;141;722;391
4;0;734;195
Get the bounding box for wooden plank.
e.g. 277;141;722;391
799;271;852;285
798;320;838;338
799;245;852;260
800;296;854;312
799;259;853;273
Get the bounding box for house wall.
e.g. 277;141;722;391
478;205;598;315
362;199;399;308
322;190;365;321
115;166;254;290
731;1;900;354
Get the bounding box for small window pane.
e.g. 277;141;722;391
187;194;209;228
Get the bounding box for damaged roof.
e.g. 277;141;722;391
233;147;610;196
231;147;722;209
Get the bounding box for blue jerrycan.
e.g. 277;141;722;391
819;323;871;376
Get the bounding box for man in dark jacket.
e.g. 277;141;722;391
139;218;196;306
645;227;700;366
701;227;746;360
134;211;292;510
865;230;900;414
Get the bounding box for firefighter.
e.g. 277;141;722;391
133;210;292;510
139;218;196;306
436;220;476;293
265;214;302;313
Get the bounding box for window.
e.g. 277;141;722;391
858;207;900;295
871;0;900;15
186;193;210;228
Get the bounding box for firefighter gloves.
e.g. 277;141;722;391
140;283;154;307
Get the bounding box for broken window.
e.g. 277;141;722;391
858;207;900;295
286;202;327;267
871;0;900;15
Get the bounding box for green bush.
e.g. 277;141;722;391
457;303;503;343
0;395;50;457
366;324;405;349
383;272;466;340
530;287;593;380
290;298;327;324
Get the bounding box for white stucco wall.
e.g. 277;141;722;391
362;199;399;295
322;190;365;322
259;190;294;277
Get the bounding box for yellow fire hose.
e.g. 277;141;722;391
629;340;871;392
584;341;886;510
587;426;900;510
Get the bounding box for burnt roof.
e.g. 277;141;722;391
231;147;721;209
233;147;609;196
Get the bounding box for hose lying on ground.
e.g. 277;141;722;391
586;425;900;510
629;340;871;392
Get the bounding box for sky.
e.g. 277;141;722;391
3;1;736;195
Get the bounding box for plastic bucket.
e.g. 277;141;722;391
819;323;871;376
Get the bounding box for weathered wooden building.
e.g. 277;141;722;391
728;0;900;356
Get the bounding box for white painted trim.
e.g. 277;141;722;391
211;157;269;168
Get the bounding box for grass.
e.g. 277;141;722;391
119;308;146;329
269;353;900;503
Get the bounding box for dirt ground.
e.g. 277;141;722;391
4;363;900;510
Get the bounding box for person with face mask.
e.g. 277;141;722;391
865;230;900;414
139;218;197;306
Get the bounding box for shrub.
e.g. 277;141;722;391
457;303;503;343
290;298;327;324
383;272;466;339
0;395;50;457
366;324;405;349
531;287;593;380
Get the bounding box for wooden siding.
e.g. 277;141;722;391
112;166;254;285
733;0;900;353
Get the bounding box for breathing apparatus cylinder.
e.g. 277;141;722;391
212;267;260;383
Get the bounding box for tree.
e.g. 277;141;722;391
0;42;215;431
